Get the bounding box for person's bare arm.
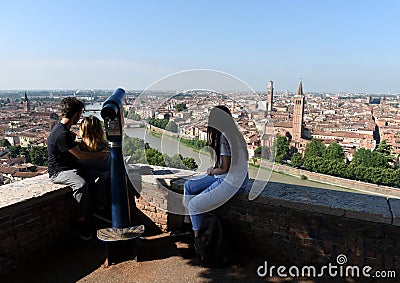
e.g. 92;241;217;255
208;155;231;175
68;145;109;160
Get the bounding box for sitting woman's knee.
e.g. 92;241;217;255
184;180;193;194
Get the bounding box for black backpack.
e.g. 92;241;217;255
195;213;236;268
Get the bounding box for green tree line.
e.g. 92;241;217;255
123;136;198;170
148;118;178;133
255;138;400;187
179;137;207;150
124;110;142;121
6;143;48;166
175;103;187;111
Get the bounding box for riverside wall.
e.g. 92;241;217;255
272;163;400;198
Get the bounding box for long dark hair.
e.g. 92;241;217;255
207;105;247;168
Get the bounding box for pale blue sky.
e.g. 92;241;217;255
1;0;399;93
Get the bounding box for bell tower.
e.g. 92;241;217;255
23;91;30;113
292;80;304;141
267;81;274;113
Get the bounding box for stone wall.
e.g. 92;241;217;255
2;165;400;275
0;175;76;275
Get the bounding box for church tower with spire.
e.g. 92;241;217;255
292;80;305;141
23;91;30;113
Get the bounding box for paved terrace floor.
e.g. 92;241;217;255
1;229;366;283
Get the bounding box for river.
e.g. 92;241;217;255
83;101;356;193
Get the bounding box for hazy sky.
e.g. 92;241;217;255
1;0;399;93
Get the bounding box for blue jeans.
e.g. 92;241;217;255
184;173;248;230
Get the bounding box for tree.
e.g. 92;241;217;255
302;156;325;172
180;137;207;150
375;139;392;156
20;147;30;162
352;148;372;167
123;136;147;157
164;154;182;168
8;145;21;158
165;120;178;133
323;143;344;160
149;118;169;129
123;136;147;163
352;148;388;168
291;152;303;168
181;157;198;169
275;136;289;163
175;103;187;112
123;135;198;169
0;139;10;147
304;139;326;159
375;139;394;165
145;148;166;166
29;146;48;166
128;112;141;121
325;159;347;177
254;146;270;159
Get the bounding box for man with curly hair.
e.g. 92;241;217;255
47;97;109;240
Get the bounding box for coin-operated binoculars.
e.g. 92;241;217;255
97;88;144;265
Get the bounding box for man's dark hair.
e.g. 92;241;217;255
60;97;85;119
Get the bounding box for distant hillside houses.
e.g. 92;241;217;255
5;131;48;147
0;156;46;185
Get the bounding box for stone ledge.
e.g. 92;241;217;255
126;164;397;226
3;166;396;227
246;182;393;225
0;174;69;208
389;198;400;226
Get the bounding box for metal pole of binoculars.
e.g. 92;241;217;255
97;88;144;265
102;88;129;228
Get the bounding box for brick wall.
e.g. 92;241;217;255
134;190;168;232
0;175;76;275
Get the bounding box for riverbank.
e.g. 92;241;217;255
127;126;400;197
133;126;400;195
258;162;400;198
126;127;357;192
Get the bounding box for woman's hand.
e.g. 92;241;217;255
207;167;214;175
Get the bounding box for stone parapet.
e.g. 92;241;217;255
2;165;400;275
